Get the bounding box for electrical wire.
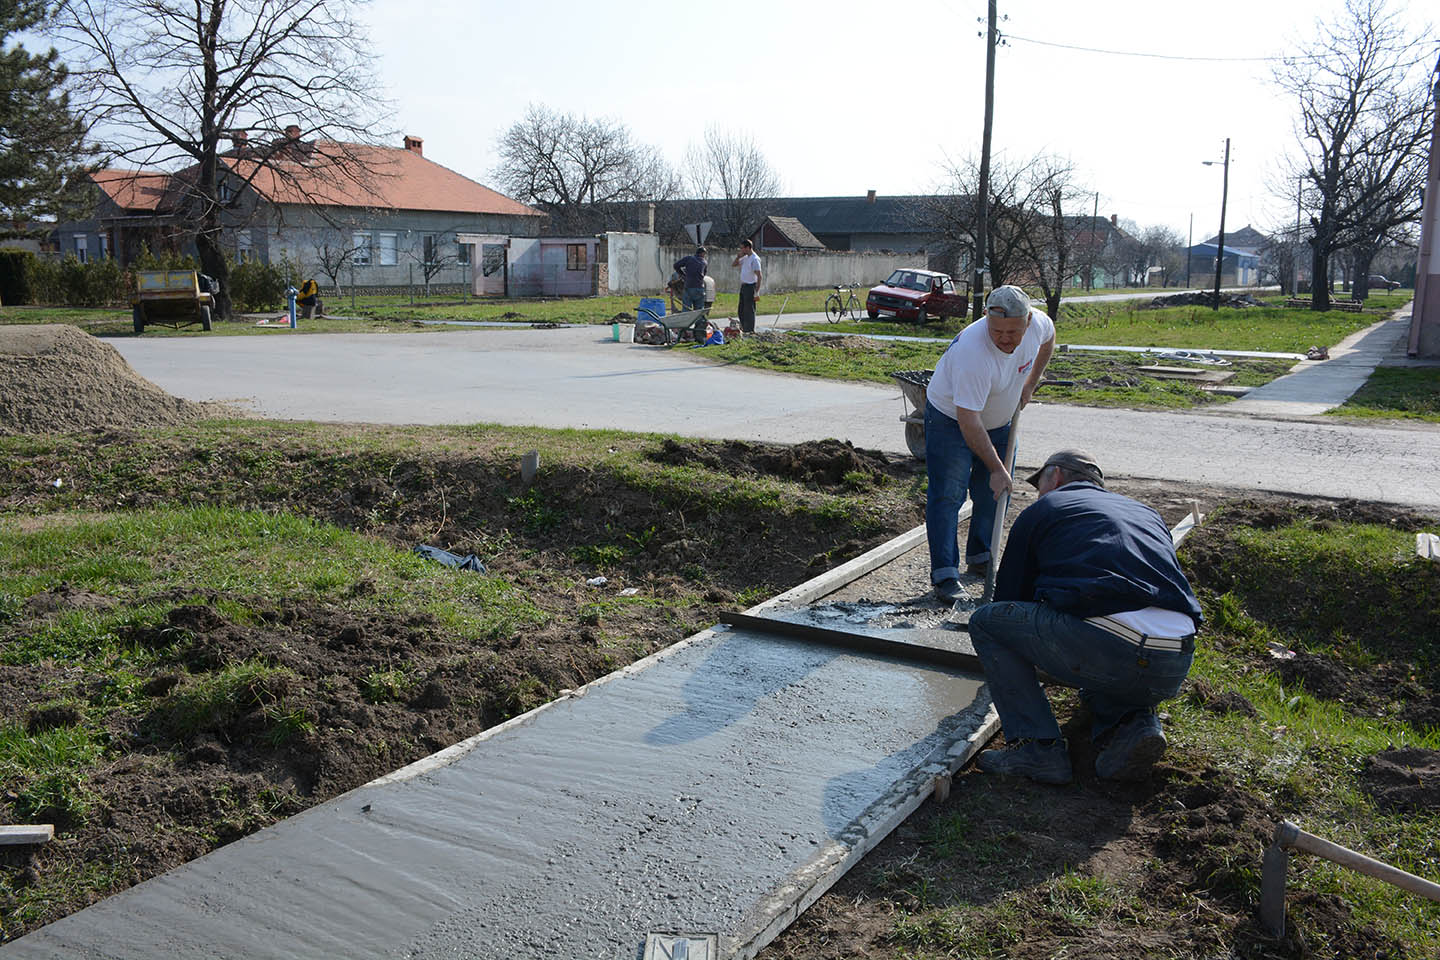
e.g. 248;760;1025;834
1005;32;1292;63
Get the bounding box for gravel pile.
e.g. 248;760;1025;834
0;324;235;434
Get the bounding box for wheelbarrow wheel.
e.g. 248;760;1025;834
198;305;213;331
132;305;144;335
905;421;927;460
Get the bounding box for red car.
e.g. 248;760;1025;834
866;269;967;322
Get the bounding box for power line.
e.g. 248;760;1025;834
1006;32;1290;63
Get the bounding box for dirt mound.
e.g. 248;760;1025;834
649;437;899;487
1361;748;1440;812
1140;292;1273;310
819;335;877;351
0;325;233;435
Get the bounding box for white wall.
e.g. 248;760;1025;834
603;231;925;296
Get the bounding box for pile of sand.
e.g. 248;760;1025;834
0;324;235;435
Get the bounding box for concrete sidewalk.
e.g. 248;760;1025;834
1204;305;1414;418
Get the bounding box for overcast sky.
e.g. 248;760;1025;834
359;0;1434;241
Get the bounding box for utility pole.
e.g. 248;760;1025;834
1186;212;1193;288
1209;138;1230;311
1089;192;1099;290
972;0;998;320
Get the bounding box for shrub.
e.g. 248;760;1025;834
29;255;130;306
0;249;36;304
227;258;297;312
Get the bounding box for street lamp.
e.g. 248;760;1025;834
1202;138;1231;311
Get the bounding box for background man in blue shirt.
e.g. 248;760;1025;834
673;247;708;311
968;449;1202;785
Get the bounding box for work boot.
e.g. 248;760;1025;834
933;578;964;602
975;738;1072;785
1095;712;1167;781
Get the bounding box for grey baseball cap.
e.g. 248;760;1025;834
1024;449;1105;488
985;284;1032;319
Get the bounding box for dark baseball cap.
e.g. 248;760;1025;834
1024;449;1104;488
740;238;753;248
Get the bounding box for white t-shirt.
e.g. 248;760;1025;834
925;310;1056;430
738;252;762;285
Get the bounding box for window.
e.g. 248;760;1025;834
237;229;253;263
351;232;371;265
456;241;470;265
98;234;110;259
218;181;234;204
378;232;397;266
566;243;587;271
423;234;438;265
74;235;88;262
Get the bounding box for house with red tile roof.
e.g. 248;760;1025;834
57;132;542;291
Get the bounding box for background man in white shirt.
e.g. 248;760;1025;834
732;239;762;333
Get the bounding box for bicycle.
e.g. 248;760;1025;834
824;282;863;323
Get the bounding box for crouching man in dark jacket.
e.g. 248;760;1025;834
969;449;1201;785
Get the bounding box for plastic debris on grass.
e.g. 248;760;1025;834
413;545;487;573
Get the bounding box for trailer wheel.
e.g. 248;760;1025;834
198;305;213;331
905;421;927;460
132;305;144;335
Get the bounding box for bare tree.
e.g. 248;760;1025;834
313;231;364;291
52;0;392;319
1136;225;1187;287
493;104;677;235
683;127;781;244
1273;0;1434;309
914;151;1089;318
402;234;458;293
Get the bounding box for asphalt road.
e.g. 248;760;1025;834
110;326;1440;510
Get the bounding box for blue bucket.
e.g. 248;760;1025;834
638;297;665;319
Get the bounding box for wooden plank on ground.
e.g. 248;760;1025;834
0;825;54;845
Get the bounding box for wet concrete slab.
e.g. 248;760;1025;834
4;622;994;960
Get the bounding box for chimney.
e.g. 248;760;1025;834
284;124;301;139
866;189;877;204
403;135;424;156
228;130;248;150
646;202;656;234
1110;213;1118;226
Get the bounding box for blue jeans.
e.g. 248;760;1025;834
925;401;1010;582
968;601;1194;741
683;286;705;311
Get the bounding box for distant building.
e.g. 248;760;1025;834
749;215;825;251
55;132;543;289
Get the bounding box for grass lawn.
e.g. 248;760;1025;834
697;333;1295;410
0;289;838;337
1330;366;1440;423
801;291;1408;354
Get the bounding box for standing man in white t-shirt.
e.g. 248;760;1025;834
924;284;1056;602
732;239;762;334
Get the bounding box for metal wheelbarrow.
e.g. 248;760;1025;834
890;370;933;459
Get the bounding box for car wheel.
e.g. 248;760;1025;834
916;306;928;324
867;309;878;319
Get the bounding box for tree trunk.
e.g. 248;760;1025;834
1309;241;1331;311
196;232;232;320
1352;248;1376;301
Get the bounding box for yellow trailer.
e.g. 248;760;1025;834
131;270;215;334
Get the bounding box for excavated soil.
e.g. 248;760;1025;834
2;328;1436;955
0;325;235;435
